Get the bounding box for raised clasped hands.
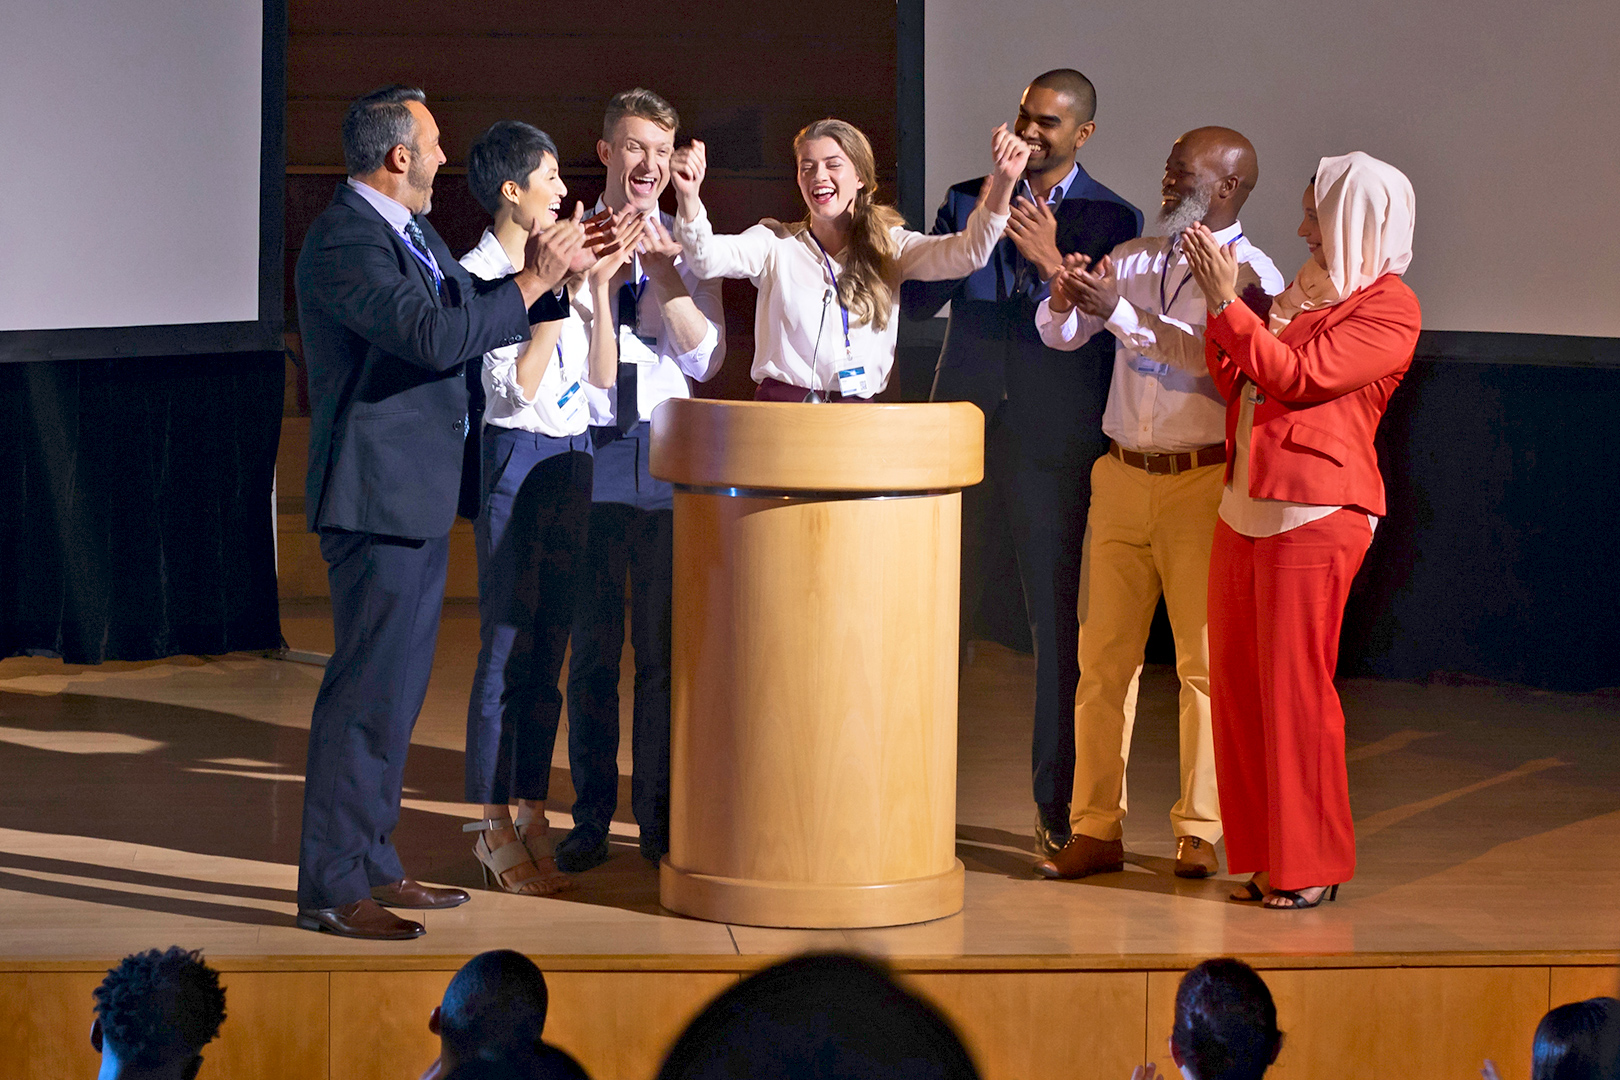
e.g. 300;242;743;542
1007;194;1061;282
1182;222;1241;308
670;139;707;220
524;202;587;292
983;123;1032;214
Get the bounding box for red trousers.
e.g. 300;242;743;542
1207;509;1373;890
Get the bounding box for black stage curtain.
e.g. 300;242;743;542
0;353;284;663
1343;359;1620;691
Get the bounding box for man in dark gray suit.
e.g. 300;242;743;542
294;86;585;939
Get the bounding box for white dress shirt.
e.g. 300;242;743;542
460;229;591;438
577;201;725;428
1035;222;1284;453
673;202;1009;396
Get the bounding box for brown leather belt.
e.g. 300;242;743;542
1109;440;1226;476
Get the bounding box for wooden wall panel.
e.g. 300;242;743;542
542;970;739;1080
329;969;451;1080
906;971;1148;1080
282;0;900;414
1549;965;1619;1006
207;971;330;1079
1148;967;1548;1080
17;972;102;1080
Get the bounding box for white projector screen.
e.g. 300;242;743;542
924;0;1620;338
0;0;264;333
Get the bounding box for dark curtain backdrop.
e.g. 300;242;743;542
0;353;284;663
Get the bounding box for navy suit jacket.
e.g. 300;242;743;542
900;165;1141;465
295;184;541;539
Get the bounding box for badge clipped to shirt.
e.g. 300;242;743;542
617;324;660;367
557;379;586;424
836;359;870;398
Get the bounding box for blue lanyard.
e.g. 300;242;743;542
401;228;443;292
1162;233;1242;314
808;233;852;351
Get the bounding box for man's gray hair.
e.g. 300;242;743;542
342;85;427;177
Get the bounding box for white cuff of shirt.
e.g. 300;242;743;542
668;323;720;377
1103;295;1144;340
1034;298;1079;348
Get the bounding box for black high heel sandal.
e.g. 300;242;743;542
1262;884;1339;910
1229;878;1266;902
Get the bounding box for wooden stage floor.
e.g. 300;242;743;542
2;603;1619;1078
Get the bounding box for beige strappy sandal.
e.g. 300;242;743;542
513;810;576;895
464;817;573;897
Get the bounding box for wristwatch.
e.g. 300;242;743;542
1210;297;1235;318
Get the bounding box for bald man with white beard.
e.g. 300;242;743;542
1031;127;1286;880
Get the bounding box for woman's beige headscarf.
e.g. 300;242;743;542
1271;151;1415;329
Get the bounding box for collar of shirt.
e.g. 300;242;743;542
461;227;516;281
1018;161;1081;207
346;178;415;239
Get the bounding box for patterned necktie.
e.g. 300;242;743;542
614;281;639;435
402;218;444;297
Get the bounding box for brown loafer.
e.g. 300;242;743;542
1174;836;1219;878
296;898;425;940
371;878;470;910
1034;834;1125;879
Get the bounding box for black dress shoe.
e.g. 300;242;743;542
296;899;424;940
1033;803;1071;858
555;826;611;873
371;878;470;909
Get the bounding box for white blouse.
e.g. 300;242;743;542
673;202;1009;396
460;229;592;438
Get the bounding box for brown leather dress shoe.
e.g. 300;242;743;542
1034;834;1125;879
371;878;471;910
1174;836;1219;879
296;898;425;940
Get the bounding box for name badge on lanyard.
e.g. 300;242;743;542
554;343;586;423
810;233;870;399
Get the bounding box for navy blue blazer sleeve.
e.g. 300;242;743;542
899;189;970;320
299;213;530;373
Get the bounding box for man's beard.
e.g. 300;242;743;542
406;152;434;214
1151;185;1212;239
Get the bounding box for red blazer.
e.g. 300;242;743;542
1205;273;1421;516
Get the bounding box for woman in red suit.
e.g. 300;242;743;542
1181;151;1419;909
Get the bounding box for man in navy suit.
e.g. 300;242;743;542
901;69;1141;858
294;86;585;939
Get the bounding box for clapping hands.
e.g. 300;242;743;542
586;208;650;288
1049;252;1120;318
524;203;587;292
1182;223;1241;308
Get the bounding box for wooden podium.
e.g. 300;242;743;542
648;399;983;928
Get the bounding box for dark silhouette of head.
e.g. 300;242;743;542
91;947;226;1080
430;951;551;1074
441;1043;592;1080
1533;998;1620;1080
1171;959;1283;1080
655;952;980;1080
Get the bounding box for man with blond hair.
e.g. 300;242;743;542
560;88;725;871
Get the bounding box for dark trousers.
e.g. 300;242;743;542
465;427;594;805
966;407;1101;810
298;529;449;909
566;424;673;847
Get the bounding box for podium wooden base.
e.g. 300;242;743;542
660;858;965;930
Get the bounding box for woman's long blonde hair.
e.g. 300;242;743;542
792;119;906;332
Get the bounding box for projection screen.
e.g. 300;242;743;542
0;0;283;360
923;0;1620;339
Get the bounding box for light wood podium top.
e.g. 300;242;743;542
649;399;984;493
